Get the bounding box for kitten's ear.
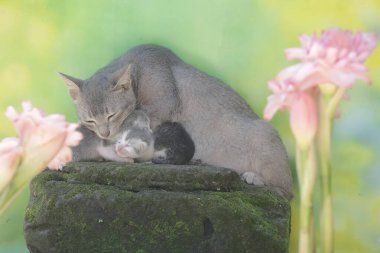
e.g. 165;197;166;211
58;72;83;101
113;64;135;91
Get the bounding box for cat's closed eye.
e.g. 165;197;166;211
84;119;96;124
107;113;116;120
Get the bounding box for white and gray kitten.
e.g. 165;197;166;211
114;110;155;162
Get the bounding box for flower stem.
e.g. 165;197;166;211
318;104;333;253
297;143;317;253
318;87;344;253
296;145;304;190
0;184;26;216
0;155;49;216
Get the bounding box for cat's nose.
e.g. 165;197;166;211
99;129;110;138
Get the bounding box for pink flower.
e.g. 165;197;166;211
264;28;378;146
5;101;83;171
0;138;22;193
264;65;318;148
264;64;318;118
285;28;378;88
48;123;83;170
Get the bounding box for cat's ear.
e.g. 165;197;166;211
58;72;83;101
113;64;135;91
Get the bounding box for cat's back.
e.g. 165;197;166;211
125;44;182;64
94;44;182;75
92;44;257;119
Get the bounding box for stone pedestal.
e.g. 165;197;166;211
24;162;290;253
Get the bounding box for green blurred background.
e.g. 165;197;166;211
0;0;379;252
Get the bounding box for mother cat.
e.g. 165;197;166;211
60;44;292;199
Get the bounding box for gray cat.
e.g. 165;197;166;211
60;44;293;199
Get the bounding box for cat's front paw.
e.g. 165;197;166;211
240;172;265;186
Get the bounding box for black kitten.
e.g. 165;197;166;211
152;122;195;165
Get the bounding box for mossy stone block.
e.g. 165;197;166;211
24;162;290;253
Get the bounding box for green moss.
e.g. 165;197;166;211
24;162;290;253
62;161;244;192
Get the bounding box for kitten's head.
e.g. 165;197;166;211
115;127;153;158
60;64;137;140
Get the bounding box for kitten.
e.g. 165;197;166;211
115;111;195;164
114;109;155;162
151;122;195;165
71;124;133;163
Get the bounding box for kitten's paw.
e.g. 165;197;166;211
135;141;148;153
153;149;167;160
152;158;168;164
240;172;265;186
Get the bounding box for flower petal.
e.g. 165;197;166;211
285;48;307;60
286;28;378;88
264;94;284;120
0;138;22;192
48;147;72;170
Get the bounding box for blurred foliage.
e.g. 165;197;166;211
0;0;379;252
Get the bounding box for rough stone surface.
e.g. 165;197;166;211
24;162;290;253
